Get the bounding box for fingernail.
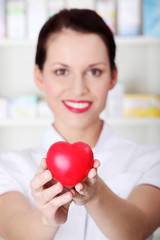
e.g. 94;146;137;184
55;182;62;191
44;171;50;179
42;158;46;166
66;193;72;200
77;184;83;192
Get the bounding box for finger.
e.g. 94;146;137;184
36;182;64;206
35;158;48;176
74;170;97;194
75;183;83;192
93;159;101;169
88;168;97;179
74;182;89;196
87;159;100;179
42;191;73;225
30;169;52;191
48;191;73;209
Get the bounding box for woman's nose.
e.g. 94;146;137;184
71;75;88;95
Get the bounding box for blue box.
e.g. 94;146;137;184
143;0;160;36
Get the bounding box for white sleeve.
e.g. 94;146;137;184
0;151;27;195
134;144;160;189
138;161;160;188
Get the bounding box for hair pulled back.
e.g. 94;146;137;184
35;8;116;71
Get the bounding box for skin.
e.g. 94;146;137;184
0;29;160;240
35;29;117;145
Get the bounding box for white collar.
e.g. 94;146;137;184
42;124;65;151
42;121;113;152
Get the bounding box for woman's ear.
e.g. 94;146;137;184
34;65;44;91
110;66;118;90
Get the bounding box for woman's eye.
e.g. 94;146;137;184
87;69;102;77
55;69;68;76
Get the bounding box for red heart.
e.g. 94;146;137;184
46;141;94;187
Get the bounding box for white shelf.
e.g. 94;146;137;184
0;118;53;127
115;36;160;46
1;33;160;148
105;117;160;126
0;117;160;127
0;36;160;47
0;39;36;47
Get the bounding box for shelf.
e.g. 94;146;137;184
0;117;160;127
0;118;53;127
115;36;160;46
104;117;160;126
0;39;36;47
0;36;160;47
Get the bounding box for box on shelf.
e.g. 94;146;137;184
6;0;26;39
0;0;5;39
8;95;38;119
66;0;95;10
158;97;160;116
105;81;125;117
117;0;141;36
143;0;160;36
96;0;116;33
123;94;160;117
47;0;65;18
27;0;47;40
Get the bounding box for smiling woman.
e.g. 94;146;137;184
34;27;117;133
0;8;160;240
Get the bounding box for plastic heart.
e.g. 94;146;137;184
46;141;94;187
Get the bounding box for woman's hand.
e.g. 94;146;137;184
72;159;101;206
30;158;74;226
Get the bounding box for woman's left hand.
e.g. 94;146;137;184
72;159;100;206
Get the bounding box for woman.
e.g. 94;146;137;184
0;9;160;240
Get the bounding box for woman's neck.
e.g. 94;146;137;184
53;119;103;148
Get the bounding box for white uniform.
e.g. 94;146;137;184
0;122;160;240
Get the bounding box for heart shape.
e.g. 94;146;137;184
46;141;94;187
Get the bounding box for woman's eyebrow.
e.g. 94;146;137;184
49;62;107;68
88;62;107;67
50;63;69;67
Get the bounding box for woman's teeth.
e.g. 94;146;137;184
64;101;90;109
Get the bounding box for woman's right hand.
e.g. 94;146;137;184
30;158;73;226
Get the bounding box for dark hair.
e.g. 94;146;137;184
35;8;116;71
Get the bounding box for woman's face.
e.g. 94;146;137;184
35;29;117;130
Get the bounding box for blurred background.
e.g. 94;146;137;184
0;0;160;239
1;0;160;150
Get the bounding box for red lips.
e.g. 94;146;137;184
63;100;92;113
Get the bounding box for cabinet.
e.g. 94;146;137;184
1;0;160;150
0;36;160;151
0;3;160;240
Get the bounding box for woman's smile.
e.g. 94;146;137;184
62;100;92;113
